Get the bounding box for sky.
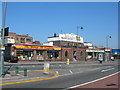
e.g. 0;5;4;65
1;2;118;48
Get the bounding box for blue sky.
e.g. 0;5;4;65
1;2;118;48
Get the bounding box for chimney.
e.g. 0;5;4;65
54;33;56;37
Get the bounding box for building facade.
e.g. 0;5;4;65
8;32;33;44
2;32;112;62
43;33;86;61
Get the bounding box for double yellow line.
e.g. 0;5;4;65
0;70;60;85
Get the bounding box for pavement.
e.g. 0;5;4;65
0;70;60;86
68;72;120;90
4;60;116;65
1;61;62;85
78;72;120;88
1;60;119;87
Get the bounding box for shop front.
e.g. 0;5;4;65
16;49;34;60
14;44;61;61
46;50;60;61
86;49;104;61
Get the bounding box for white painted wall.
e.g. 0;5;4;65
48;33;84;43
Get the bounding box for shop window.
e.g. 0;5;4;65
16;50;33;60
47;51;53;59
65;51;68;58
54;52;59;59
47;51;59;59
36;51;44;60
36;51;43;56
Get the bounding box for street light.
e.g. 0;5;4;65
106;35;111;47
76;26;83;60
76;26;83;48
0;0;7;77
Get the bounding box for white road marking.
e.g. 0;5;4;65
61;73;71;76
101;68;115;72
61;71;83;76
59;65;62;67
106;66;112;68
68;71;119;89
69;70;73;73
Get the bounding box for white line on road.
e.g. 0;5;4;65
67;71;119;89
69;70;73;74
106;66;112;68
59;65;62;67
101;68;115;72
61;71;83;77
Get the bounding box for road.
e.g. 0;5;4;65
2;61;119;89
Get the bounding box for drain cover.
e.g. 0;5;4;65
106;83;117;86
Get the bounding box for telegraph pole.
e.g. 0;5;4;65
0;0;7;77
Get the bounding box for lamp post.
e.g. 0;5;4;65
0;0;7;77
106;35;111;47
76;26;83;60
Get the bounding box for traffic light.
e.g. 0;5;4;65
1;27;9;37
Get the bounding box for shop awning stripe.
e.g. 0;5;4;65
15;45;61;50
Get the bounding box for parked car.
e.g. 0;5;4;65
4;56;18;63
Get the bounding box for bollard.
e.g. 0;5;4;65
66;58;70;65
43;62;50;74
24;68;27;76
15;67;19;74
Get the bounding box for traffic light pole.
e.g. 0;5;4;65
0;0;7;78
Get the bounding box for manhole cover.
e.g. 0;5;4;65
106;83;117;86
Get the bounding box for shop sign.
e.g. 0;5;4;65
76;36;80;40
15;44;61;50
8;39;15;43
59;34;83;43
60;34;76;40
